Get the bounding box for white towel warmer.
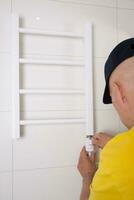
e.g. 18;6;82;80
11;14;94;140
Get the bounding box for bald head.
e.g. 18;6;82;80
109;56;134;128
109;56;134;95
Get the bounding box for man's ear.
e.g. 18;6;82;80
112;83;126;107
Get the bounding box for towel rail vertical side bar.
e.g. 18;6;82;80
12;14;20;139
84;23;94;137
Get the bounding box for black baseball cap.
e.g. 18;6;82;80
103;38;134;104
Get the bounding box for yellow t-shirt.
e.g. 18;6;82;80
89;127;134;200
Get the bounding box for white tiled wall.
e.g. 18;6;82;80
0;0;133;199
13;168;81;200
117;0;134;9
0;172;12;200
0;0;11;53
117;8;134;42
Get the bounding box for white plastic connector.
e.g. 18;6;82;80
85;135;94;155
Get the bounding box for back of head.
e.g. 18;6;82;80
109;56;134;129
103;38;134;104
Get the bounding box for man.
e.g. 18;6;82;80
77;38;134;200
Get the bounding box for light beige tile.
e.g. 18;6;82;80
0;54;11;111
13;124;85;170
0;172;12;200
49;0;116;7
20;63;84;90
13;167;81;200
0;0;11;52
20;94;85;111
20;35;84;61
117;0;134;9
94;109;120;135
118;9;134;42
20;110;85;120
12;0;117;57
118;120;128;133
0;112;12;172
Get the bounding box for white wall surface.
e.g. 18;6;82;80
0;0;133;199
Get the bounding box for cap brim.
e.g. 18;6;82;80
103;82;112;104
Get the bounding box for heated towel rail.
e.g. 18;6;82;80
11;14;94;139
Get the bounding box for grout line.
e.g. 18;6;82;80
0;110;11;112
10;0;13;13
116;0;118;9
21;53;84;58
0;165;77;174
117;7;134;11
49;0;134;10
0;50;107;60
116;0;119;43
12;165;77;173
17;53;107;59
115;0;118;43
28;108;112;111
0;51;11;54
0;170;12;174
0;108;115;113
0;51;107;59
49;0;117;9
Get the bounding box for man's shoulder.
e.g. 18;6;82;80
100;127;134;166
103;127;134;151
91;128;134;200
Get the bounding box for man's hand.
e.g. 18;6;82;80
77;147;97;200
77;147;97;181
92;132;113;149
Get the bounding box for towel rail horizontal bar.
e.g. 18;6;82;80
20;118;85;125
19;89;84;95
19;58;84;66
19;28;84;38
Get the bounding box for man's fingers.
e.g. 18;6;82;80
90;151;96;162
93;132;105;140
80;146;86;154
92;138;99;145
80;146;89;158
92;138;97;145
92;138;102;148
80;146;96;162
